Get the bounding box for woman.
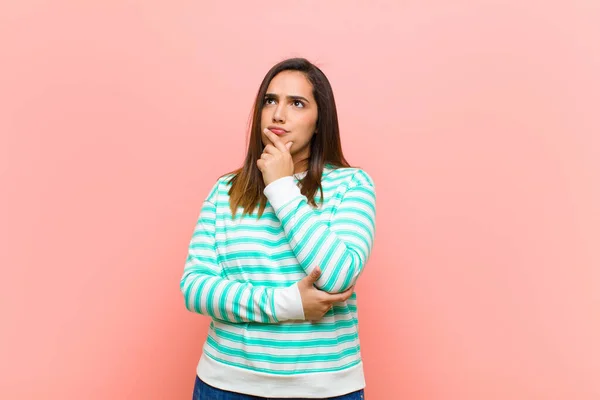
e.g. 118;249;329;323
180;57;376;399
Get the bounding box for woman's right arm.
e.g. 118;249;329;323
180;198;305;323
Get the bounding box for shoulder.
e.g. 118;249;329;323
323;165;375;189
204;173;236;204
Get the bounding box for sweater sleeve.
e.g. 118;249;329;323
264;169;376;293
180;184;305;323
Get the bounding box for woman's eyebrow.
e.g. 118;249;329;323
265;93;310;103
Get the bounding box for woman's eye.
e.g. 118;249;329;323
264;98;276;105
293;100;304;108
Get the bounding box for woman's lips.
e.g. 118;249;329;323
268;127;288;135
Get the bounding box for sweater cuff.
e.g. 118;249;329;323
273;283;305;321
264;176;302;211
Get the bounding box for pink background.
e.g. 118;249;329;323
2;1;599;399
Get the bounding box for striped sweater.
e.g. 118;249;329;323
180;165;376;398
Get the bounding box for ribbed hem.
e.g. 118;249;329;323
196;352;365;398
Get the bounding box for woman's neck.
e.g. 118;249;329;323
292;157;309;175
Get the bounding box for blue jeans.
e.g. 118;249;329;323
192;376;365;400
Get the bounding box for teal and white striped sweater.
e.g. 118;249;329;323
180;165;376;398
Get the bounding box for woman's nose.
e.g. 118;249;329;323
272;105;285;123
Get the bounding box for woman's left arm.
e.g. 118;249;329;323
264;170;376;294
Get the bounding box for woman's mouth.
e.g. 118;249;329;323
268;126;288;135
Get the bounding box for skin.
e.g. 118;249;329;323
256;70;354;321
296;267;355;321
259;70;317;176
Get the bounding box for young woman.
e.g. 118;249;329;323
180;58;376;399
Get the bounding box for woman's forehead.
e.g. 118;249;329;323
267;71;313;97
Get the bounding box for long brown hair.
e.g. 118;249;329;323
226;58;351;218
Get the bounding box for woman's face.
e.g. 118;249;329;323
260;70;318;165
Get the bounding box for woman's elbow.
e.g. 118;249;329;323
318;262;361;293
179;274;196;312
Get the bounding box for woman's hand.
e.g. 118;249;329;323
257;128;294;186
297;267;355;321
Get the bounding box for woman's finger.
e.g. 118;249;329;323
263;144;278;155
328;287;354;304
263;128;290;153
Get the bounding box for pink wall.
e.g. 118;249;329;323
2;1;599;399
